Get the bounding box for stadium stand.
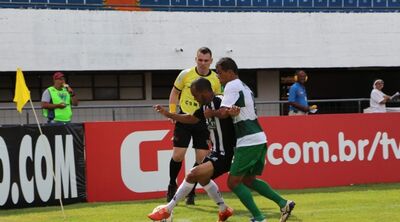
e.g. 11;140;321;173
0;0;399;11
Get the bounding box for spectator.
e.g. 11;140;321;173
288;70;317;115
370;79;391;113
41;72;78;123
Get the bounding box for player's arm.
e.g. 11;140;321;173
154;105;199;124
169;87;181;113
207;85;240;119
204;106;238;119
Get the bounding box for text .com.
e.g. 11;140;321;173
267;131;400;165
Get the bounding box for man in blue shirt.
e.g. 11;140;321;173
288;70;316;115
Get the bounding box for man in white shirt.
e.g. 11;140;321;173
370;79;391;113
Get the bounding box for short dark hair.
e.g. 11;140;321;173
216;57;238;75
191;77;212;93
197;47;212;57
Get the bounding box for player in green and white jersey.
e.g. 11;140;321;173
206;57;295;222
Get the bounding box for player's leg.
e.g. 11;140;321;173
165;160;213;213
167;147;187;202
228;174;264;221
228;146;266;222
185;128;210;205
168;122;191;202
243;143;295;222
243;144;287;209
189;158;233;222
150;161;207;220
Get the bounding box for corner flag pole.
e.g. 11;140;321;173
14;68;66;220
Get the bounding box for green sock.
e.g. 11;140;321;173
250;179;287;208
232;183;265;221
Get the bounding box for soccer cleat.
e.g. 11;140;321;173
218;206;234;222
185;192;195;205
250;218;266;222
147;206;170;221
166;184;177;202
279;200;296;222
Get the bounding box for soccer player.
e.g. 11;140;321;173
207;57;295;222
167;47;222;205
148;78;236;222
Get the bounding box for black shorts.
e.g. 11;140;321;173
173;121;210;150
203;152;233;179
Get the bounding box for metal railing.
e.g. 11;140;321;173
0;98;375;125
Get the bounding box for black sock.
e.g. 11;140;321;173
169;158;182;186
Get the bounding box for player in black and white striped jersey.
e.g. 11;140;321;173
149;77;238;222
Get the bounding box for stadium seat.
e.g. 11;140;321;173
85;0;103;4
343;0;357;8
373;0;387;7
314;0;328;7
68;0;84;4
49;0;66;4
268;0;283;7
140;0;169;6
187;0;202;6
11;0;29;3
30;0;47;3
253;0;267;6
388;0;400;7
359;0;372;7
221;0;235;6
171;0;187;5
204;0;219;6
237;0;252;6
283;0;297;7
328;0;342;7
299;0;312;7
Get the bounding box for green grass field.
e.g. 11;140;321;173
1;183;400;222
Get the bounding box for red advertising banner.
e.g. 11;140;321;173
261;113;400;189
85;113;400;202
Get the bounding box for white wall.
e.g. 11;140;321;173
0;9;400;71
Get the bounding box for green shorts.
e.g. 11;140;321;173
229;143;267;176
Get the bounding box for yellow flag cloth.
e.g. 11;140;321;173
13;68;31;113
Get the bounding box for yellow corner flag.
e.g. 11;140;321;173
13;68;31;113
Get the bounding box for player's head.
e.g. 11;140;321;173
373;79;384;90
190;77;214;105
294;70;308;84
195;47;213;73
216;57;238;86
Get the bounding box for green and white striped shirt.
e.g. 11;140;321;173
221;79;267;147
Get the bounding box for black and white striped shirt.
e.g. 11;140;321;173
193;96;236;157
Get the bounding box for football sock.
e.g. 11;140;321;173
187;162;199;197
203;180;227;212
169;158;182;186
250;179;287;208
166;180;194;212
232;183;264;221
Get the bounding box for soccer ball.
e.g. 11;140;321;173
152;205;173;222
